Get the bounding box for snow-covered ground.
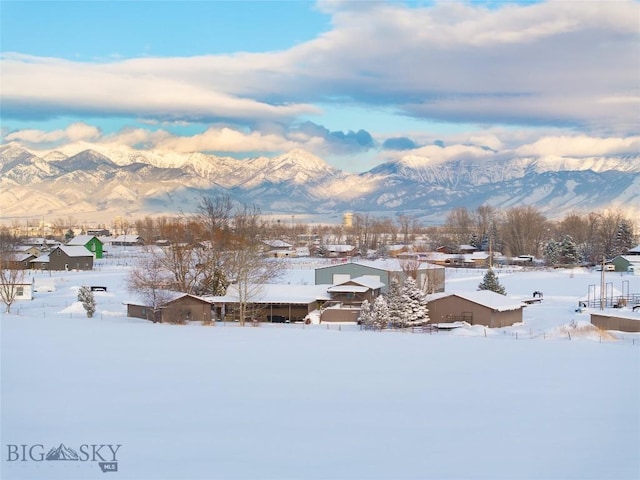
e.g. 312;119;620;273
1;253;639;480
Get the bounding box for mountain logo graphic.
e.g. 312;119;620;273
45;443;79;461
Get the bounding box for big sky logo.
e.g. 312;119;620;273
6;443;121;473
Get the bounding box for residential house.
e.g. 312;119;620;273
262;239;295;258
5;253;37;270
14;245;43;257
627;244;640;255
611;255;640;275
66;234;104;259
324;245;356;257
127;293;213;323
426;291;525;328
315;258;445;294
39;246;94;271
321;276;385;323
111;235;145;246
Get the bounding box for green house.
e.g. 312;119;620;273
66;234;104;259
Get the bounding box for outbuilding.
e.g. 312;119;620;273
426;291;525;328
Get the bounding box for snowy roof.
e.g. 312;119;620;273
112;235;142;242
316;258;444;272
205;284;332;304
8;253;35;262
327;285;369;293
325;245;355;252
67;235;100;246
426;291;524;312
263;239;292;248
615;256;640;264
628;244;640;254
31;254;50;263
591;309;640;321
54;246;94;257
329;275;385;291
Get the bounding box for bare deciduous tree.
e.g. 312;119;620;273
0;254;26;314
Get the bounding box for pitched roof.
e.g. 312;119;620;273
205;284;331;304
316;258;445;272
328;275;386;292
427;291;524;312
54;246;94;257
67;235;100;246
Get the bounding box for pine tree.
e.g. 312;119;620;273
560;235;580;265
543;240;560;266
371;295;390;330
612;221;635;257
358;299;373;329
386;279;408;328
478;268;506;295
400;277;429;326
78;286;96;318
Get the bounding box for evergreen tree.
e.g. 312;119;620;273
386;279;408;328
400;277;429;326
478;268;506;295
358;299;373;329
78;286;96;318
371;295;390;330
612;221;635;256
543;240;560;266
469;233;481;250
560;235;580;265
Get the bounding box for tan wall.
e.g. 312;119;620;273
591;314;640;333
427;295;522;328
321;308;361;323
161;297;212;323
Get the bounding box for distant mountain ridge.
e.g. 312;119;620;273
1;143;638;223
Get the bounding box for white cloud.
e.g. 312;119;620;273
1;1;638;140
515;135;640;157
5;122;100;144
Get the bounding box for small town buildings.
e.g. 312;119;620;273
32;246;94;271
315;258;445;294
5;253;36;270
611;255;640;275
111;235;145;246
13;245;43;257
205;284;331;323
426;291;525;328
326;276;384;307
66;234;104;259
127;293;213;323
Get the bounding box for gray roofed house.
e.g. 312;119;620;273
38;246;94;271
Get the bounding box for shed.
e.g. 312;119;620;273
127;293;213;324
590;311;640;333
426;291;525;328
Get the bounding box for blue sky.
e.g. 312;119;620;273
1;0;638;171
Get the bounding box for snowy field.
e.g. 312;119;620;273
1;253;639;480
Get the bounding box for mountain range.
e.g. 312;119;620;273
1;143;638;224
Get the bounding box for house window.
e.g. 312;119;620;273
57;250;61;256
17;287;24;296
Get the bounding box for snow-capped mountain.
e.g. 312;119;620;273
1;143;638;222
